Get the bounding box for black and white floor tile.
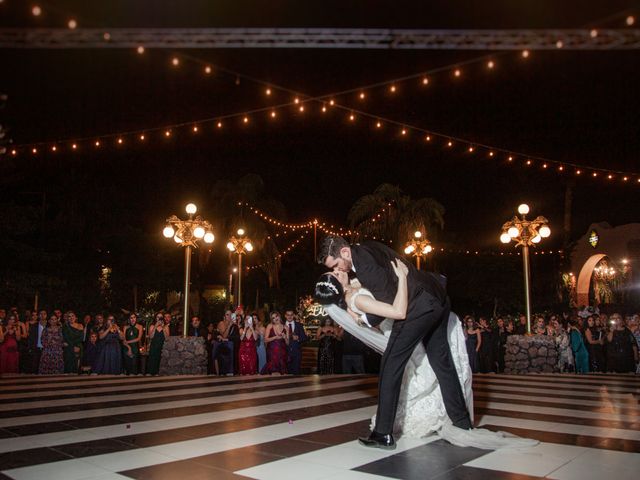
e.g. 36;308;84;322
0;372;638;479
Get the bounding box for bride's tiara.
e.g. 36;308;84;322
316;281;340;295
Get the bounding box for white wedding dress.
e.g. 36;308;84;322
326;288;538;449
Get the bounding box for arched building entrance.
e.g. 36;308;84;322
570;223;640;307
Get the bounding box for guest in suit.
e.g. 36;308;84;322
188;316;206;338
283;309;307;375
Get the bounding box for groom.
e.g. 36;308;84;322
318;235;472;449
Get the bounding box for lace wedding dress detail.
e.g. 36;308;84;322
327;289;538;450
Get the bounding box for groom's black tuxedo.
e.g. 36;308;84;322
351;241;472;434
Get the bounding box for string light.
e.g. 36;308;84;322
468;146;474;152
349;113;355;121
95;140;100;147
32;148;37;154
140;134;145;140
522;50;530;58
265;88;271;95
32;5;42;16
204;66;212;74
164;130;171;137
487;60;495;69
359;92;366;99
71;143;77;150
171;57;179;66
217;121;223;128
454;69;461;77
321;105;327;113
447;140;453;147
329;99;335;106
103;32;111;41
488;151;494;156
67;19;77;29
590;29;598;38
626;15;635;26
137;46;145;54
299;105;305;112
51;145;57;152
243;116;249;124
192;125;198;133
422;77;429;85
270;110;277;118
117;138;123;144
294;97;300;104
376;121;382;128
425;135;431;142
401;128;407;135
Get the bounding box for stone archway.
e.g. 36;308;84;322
576;253;608;307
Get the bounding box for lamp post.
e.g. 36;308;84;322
404;230;433;269
500;204;551;335
227;228;253;308
162;203;215;337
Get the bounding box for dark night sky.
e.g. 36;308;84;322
2;0;640;253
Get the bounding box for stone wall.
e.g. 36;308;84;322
504;335;559;374
159;336;208;375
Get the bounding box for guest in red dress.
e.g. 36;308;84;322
238;315;258;375
0;315;22;374
260;311;289;375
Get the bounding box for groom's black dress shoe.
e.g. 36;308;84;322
358;431;396;450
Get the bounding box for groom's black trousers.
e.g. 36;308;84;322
374;291;472;434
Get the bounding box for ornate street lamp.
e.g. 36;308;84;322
227;228;253;308
163;203;215;336
404;230;433;269
500;204;551;334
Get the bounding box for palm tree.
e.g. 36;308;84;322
207;174;286;288
347;183;445;248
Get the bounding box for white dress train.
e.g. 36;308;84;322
326;289;538;449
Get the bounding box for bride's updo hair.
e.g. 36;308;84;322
314;273;346;309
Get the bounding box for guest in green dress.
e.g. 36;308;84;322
147;314;170;375
569;319;589;374
62;311;84;374
123;313;144;375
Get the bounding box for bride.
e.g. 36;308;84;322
314;261;537;449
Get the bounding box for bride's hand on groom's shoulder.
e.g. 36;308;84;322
391;259;409;277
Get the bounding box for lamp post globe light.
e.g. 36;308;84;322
162;203;215;337
404;230;433;269
500;204;551;334
227;228;253;308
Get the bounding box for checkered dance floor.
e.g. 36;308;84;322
0;373;639;479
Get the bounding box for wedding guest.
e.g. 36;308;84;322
62;311;84;374
0;315;21;374
22;311;38;373
147;313;170;375
569;319;589;374
81;314;92;342
212;310;236;375
316;317;338;374
93;315;124;374
238;314;258;375
188;316;206;338
39;315;64;374
477;317;495;373
82;332;100;373
606;313;637;373
533;316;546;335
494;317;508;373
585;316;605;372
27;310;47;373
284;309;307;375
553;320;574;373
261;311;289;375
464;316;481;374
123;313;143;375
255;316;267;373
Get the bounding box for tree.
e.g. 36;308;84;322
347;184;445;247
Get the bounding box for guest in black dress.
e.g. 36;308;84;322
464;316;481;374
494;317;508;373
477;317;495;373
585;316;605;372
606;313;638;373
316;317;338;374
